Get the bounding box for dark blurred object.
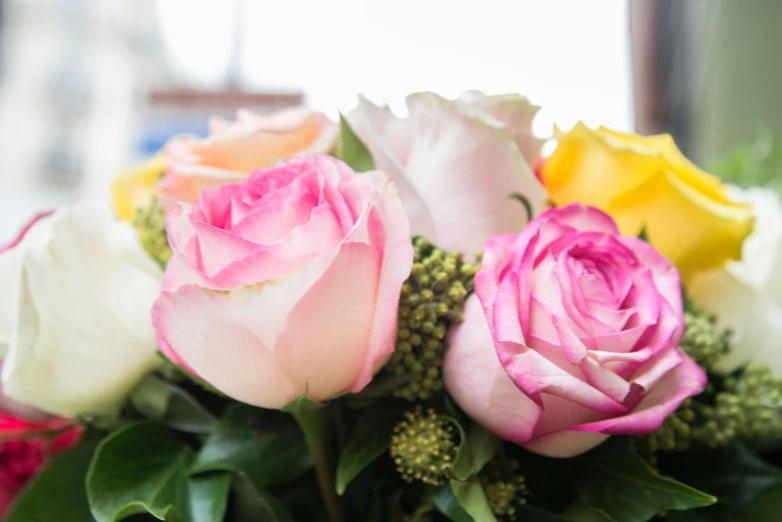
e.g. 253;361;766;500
630;0;700;153
631;0;782;177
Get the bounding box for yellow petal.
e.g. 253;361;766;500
543;123;755;279
112;156;166;223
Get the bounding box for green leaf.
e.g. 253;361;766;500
570;441;715;522
191;405;311;487
509;193;534;222
465;425;501;477
659;441;782;516
565;504;617;522
336;410;398;494
738;485;782;522
6;429;101;522
433;483;475;522
130;374;218;434
664;503;731;522
231;474;295;522
434;479;498;522
637;226;650;243
448;421;500;482
86;421;229;522
187;473;230;522
332;114;374;172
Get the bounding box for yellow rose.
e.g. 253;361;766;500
111;155;166;223
541;123;755;279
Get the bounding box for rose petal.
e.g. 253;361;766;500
444;296;541;444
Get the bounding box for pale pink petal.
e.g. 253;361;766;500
579;356;632;403
275;243;382;401
571;352;706;435
398;92;546;255
523;430;610;459
503;349;628;415
347;178;414;392
347;96;437;240
629;345;685;391
152;247;343;408
546;204;619;235
444;296;541;444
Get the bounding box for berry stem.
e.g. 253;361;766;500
290;406;345;522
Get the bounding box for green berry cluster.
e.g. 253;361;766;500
696;367;782;445
639;304;782;458
134;197;172;267
479;459;529;521
680;310;731;371
636;400;696;466
390;408;458;486
385;237;479;401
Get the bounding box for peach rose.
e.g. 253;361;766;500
159;107;338;211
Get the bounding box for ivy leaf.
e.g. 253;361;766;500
659;441;782;516
570;440;715;522
332;114;374;172
6;429;101;522
191;405;311;487
564;504;617;522
232;473;295;522
434;479;498;522
336;409;398;494
130;374;218;434
86;421;229;522
448;421;500;482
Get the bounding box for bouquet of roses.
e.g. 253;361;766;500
0;92;780;522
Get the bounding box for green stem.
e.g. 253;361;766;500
291;406;345;522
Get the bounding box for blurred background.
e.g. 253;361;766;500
0;0;779;236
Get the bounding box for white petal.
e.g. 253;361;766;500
404;92;546;255
1;203;162;418
689;267;782;374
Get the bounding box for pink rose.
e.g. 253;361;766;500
0;406;81;518
159;107;339;210
348;92;546;256
443;204;706;458
152;154;413;408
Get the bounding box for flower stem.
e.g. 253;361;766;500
291;405;345;522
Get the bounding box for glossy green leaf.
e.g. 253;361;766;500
232;474;295;522
336;410;398;494
332;114;374;172
130;374;218;434
191;405;311;487
448;421;500;482
565;503;617;522
86;421;229;522
6;429;101;522
571;441;715;522
434;479;498;522
659;441;782;516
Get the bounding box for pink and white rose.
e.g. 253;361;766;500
348;92;546;256
443;204;706;458
152;154;413;408
160;107;339;210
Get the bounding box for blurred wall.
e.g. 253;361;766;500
632;0;782;167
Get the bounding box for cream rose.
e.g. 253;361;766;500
0;203;162;418
688;187;782;373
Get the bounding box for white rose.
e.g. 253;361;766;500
688;187;782;373
0;202;163;418
348;92;547;256
457;90;545;167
